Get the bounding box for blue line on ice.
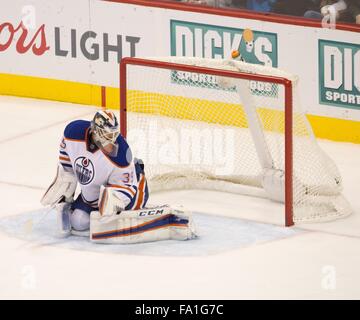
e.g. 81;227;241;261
0;208;302;256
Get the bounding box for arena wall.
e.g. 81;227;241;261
0;0;359;142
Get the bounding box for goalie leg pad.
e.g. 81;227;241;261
56;202;72;237
90;205;198;244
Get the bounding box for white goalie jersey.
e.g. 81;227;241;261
59;120;149;213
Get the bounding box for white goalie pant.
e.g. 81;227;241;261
70;209;90;231
90;205;198;244
56;203;90;237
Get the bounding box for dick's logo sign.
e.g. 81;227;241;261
170;20;278;67
319;40;360;110
170;20;278;96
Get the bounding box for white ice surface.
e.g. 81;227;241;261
0;208;301;256
0;95;359;299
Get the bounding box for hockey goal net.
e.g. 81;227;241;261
119;57;352;226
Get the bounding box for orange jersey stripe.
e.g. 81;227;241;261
64;137;84;142
134;176;145;210
59;156;71;162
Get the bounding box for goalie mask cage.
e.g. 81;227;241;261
119;57;352;226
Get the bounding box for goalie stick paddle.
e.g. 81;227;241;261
16;205;60;250
24;205;54;235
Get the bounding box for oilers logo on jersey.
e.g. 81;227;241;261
74;156;94;185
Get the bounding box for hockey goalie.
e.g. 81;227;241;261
40;110;197;244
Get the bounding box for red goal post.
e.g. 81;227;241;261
119;57;351;227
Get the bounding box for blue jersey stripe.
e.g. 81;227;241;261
124;194;137;211
60;163;72;169
124;184;138;194
81;194;98;206
71;194;98;213
59;158;71;163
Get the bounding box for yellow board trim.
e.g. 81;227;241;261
308;114;360;143
124;89;300;135
0;73;102;106
1;73;359;144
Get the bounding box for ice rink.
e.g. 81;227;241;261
0;95;359;299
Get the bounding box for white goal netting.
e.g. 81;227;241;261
122;57;352;224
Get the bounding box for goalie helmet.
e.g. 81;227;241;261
91;110;120;149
